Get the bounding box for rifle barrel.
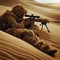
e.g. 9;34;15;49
49;21;60;23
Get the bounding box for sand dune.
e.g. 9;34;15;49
0;0;20;7
29;1;60;10
0;0;60;60
0;0;60;21
0;31;54;60
19;0;60;21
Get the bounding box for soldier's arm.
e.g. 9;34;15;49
8;16;17;27
8;16;24;28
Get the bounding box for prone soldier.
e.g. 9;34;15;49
0;5;57;56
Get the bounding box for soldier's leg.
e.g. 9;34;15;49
21;29;57;56
21;30;37;45
45;24;50;32
34;41;57;56
46;49;57;56
6;28;57;56
40;44;57;56
6;28;37;45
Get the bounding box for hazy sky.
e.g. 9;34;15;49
35;0;60;3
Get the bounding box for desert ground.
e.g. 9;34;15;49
0;0;60;60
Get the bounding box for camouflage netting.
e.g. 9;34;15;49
12;5;27;18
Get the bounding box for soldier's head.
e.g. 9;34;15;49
12;5;27;18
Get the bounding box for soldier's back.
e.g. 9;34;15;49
0;11;16;31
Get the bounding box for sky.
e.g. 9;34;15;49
35;0;60;3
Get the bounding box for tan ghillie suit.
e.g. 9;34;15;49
0;5;57;56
